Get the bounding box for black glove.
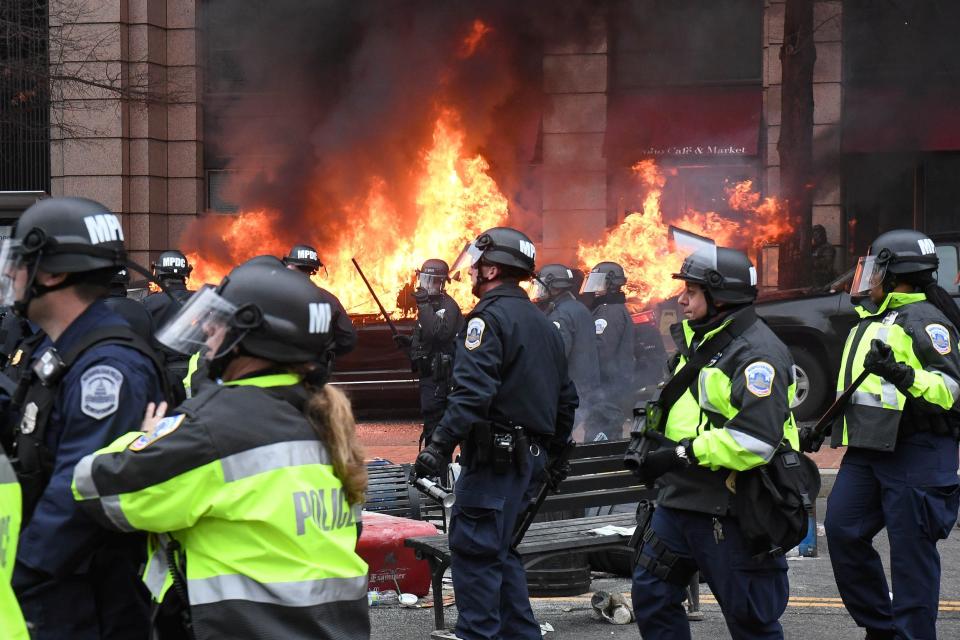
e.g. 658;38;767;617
634;438;695;481
546;458;571;491
393;334;412;349
798;425;826;453
415;442;450;479
863;339;915;390
411;288;430;304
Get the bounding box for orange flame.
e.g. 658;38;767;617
459;19;492;58
185;110;507;316
577;160;792;307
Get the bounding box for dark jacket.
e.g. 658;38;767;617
410;293;463;373
656;308;796;516
593;296;636;404
547;293;600;404
432;284;578;447
12;301;164;637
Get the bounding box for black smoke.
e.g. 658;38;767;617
193;0;604;261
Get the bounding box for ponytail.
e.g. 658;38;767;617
924;280;960;338
300;370;367;506
902;271;960;337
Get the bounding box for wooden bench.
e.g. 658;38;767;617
365;463;448;531
405;440;701;630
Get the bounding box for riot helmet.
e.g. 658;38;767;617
580;262;627;296
0;197;126;314
152;249;192;280
850;229;938;297
673;246;757;305
451;227;536;276
416;259;449;296
283;244;323;275
157;257;335;378
532;263;575;302
108;267;130;297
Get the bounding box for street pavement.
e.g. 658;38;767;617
361;421;960;639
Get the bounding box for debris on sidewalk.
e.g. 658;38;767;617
590;590;635;624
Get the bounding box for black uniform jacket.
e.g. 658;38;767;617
547;293;600;402
432;284;578;449
410;293;463;364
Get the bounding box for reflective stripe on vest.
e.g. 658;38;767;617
187;573;368;607
220;440;331;483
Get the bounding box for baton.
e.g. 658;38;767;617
350;258;399;337
811;369;870;437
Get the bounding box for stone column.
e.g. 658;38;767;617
49;0;203;269
763;0;842;244
541;26;608;266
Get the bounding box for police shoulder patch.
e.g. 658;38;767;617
129;414;186;452
744;361;775;398
925;323;952;355
80;365;124;419
465;317;486;351
595;318;608;335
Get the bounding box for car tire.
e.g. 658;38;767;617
789;347;829;422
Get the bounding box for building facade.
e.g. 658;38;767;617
3;1;958;276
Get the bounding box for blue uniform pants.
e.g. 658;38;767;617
631;506;788;640
450;445;546;640
825;432;959;640
419;376;447;444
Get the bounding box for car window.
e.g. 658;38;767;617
935;244;959;292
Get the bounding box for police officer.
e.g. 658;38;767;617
532;263;600;431
631;245;798;639
0;450;28;639
394;259;463;444
142;249;194;328
581;261;636;441
72;257;370;640
806;230;960;640
414;227;578;640
283;243;358;357
104;267;155;344
0;197;165;639
811;224;837;287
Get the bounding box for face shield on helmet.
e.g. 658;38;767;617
530;279;551;302
416;271;446;295
155;285;240;356
0;239;24;307
670;226;717;273
451;241;483;274
850;255;887;297
579;271;609;295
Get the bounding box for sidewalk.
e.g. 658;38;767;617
359;420;848;470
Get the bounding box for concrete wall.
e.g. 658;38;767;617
540;24;609;266
49;0;203;268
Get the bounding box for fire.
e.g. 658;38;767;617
185;110;508;316
185;210;282;289
459;19;492;58
577;160;792;307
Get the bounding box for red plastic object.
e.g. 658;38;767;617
357;511;438;597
